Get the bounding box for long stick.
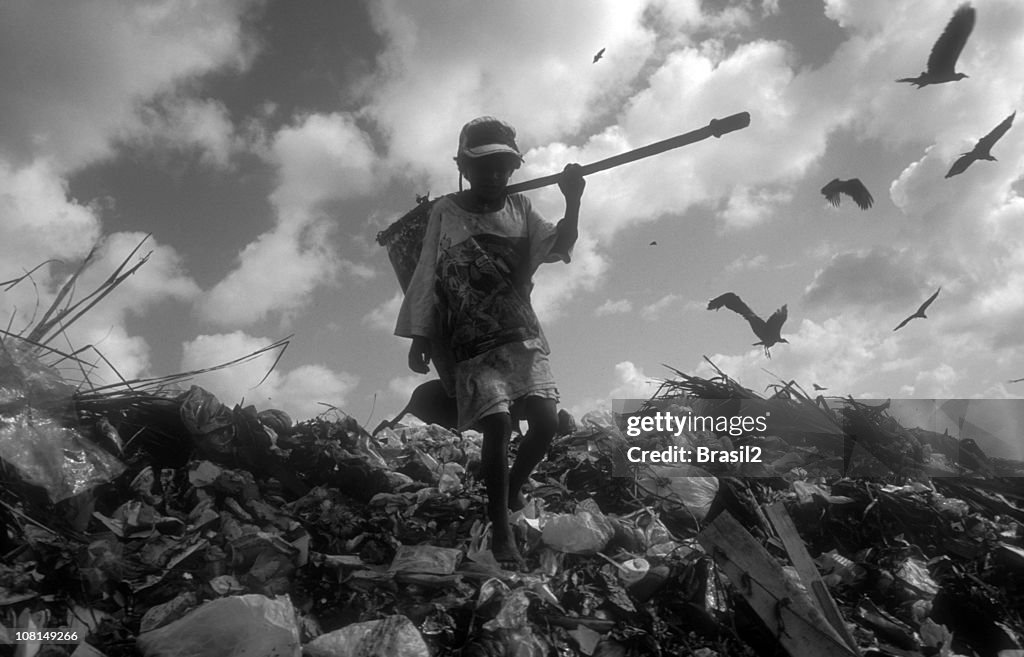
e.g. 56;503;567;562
505;111;750;194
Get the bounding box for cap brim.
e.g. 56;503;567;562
462;144;523;159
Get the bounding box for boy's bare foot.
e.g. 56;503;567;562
491;533;527;571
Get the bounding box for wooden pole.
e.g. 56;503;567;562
505;111;751;195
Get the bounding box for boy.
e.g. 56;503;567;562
395;116;584;568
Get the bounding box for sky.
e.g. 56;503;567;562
3;0;1024;449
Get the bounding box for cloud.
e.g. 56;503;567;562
181;331;358;420
608;361;662;400
197;112;380;326
0;0;258;172
125;96;241;168
0;160;102;279
725;253;768;274
640;294;681;321
595;299;633;316
363;292;403;332
803;247;926;311
269;113;378;218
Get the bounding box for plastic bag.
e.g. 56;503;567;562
0;412;124;502
136;594;300;657
541;504;613;554
636;464;719;520
305;615;430;657
179;385;235;454
0;342;124;502
389;545;462;575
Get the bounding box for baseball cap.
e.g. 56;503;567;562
457;116;523;161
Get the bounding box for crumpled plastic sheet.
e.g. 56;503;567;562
0;414;124;502
0;343;125;502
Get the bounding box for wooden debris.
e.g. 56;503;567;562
698;510;859;657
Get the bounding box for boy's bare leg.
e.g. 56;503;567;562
477;411;524;569
508;396;558;512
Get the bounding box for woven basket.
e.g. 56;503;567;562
376;198;439;292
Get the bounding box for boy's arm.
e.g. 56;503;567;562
552;163;584;254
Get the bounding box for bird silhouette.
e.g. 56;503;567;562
649;240;657;246
946;111;1016;178
813;383;828;391
821;178;874;210
593;47;605;63
893;287;941;331
707;292;789;358
1009;377;1024;384
897;3;975;87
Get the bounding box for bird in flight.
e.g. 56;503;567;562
821;178;874;210
708;292;789;358
893;287;941;331
813;383;828;391
1009;377;1024;384
946;111;1016;178
593;47;605;63
897;3;975;88
649;240;657;246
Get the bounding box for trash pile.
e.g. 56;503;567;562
2;339;1024;657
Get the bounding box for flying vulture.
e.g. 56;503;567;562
897;3;975;87
708;292;789;358
946;111;1016;178
893;287;941;331
821;178;874;210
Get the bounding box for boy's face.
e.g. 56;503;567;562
463;154;518;203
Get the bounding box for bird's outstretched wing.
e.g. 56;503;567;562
976;111;1016;154
765;305;788;334
946;153;976;178
821;178;843;207
707;292;756;320
893;287;941;331
844;179;874;209
916;287;941;314
892;314;915;332
593;48;605;63
927;3;975;77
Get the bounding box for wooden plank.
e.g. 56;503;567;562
764;501;860;655
698;511;858;657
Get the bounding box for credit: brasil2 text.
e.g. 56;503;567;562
626;445;762;464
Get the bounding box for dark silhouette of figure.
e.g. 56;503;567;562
373;379;459;435
593;47;605;63
708;292;789;358
946;111;1016;178
893;287;941;331
897;4;975;87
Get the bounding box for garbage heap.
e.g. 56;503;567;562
1;348;1023;657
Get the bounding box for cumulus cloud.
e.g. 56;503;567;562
640;294;682;321
363;292;403;332
126;96;241;168
181;331;358;420
595;299;634;316
608;361;662;400
0;0;258;172
197;112;381;326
